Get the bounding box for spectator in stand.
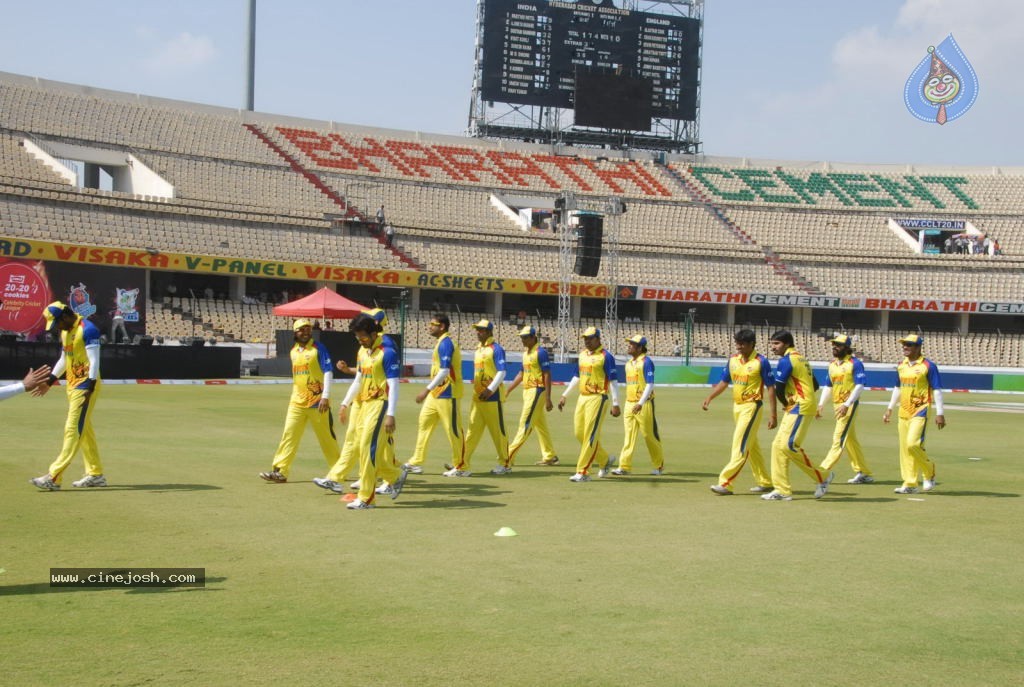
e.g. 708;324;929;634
203;286;214;299
376;205;386;233
384;222;395;248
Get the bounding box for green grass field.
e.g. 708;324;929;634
1;384;1021;686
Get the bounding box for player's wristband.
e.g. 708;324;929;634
47;374;58;387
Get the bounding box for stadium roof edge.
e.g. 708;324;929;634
2;69;1022;175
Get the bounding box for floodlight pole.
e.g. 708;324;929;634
245;0;256;111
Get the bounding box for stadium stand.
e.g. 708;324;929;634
1;71;1022;368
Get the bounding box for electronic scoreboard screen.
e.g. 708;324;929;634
480;0;700;123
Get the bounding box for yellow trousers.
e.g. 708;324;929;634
819;402;870;475
325;425;359;482
770;410;824;497
48;385;103;484
463;398;508;470
506;387;557;467
271;402;338;478
717;401;771;489
350;400;400;504
573;393;611;474
898;414;935;488
408;394;466;470
618;400;664;472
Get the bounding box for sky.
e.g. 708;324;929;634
0;0;1020;167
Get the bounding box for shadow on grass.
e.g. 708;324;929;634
393;499;507;509
932;491;1020;498
65;484;223;493
819;496;901;503
0;576;227;597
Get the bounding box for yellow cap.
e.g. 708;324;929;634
363;307;388;329
43;301;68;332
518;325;537;337
473;319;493;330
829;333;852;346
899;333;924;345
293;318;312;331
624;334;647;347
582;326;600;339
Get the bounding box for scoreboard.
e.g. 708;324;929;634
480;0;700;122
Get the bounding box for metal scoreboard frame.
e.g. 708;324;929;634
468;0;704;153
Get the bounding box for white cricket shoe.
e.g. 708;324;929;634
569;473;591;482
346;499;375;510
760;490;793;501
313;478;344;493
814;471;835;499
749;485;773;494
847;472;875;484
894;486;919;494
491;465;512;475
402;463;424;474
922;479;936;492
72;474;107;488
442;468;472;477
710;485;733;495
30;474;60;491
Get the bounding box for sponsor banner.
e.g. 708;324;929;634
0;237;608;298
5;237;1021;315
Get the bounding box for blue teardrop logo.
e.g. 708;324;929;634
904;34;978;125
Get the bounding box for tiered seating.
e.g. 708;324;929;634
0;132;69;185
136;151;336;217
0;193;405;269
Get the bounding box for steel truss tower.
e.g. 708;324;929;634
468;0;704;154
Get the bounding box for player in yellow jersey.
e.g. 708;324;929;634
610;335;664;476
502;325;559;470
558;327;620;482
816;334;873;484
405;313;466;474
462;319;509;477
341;313;405;509
883;333;946;494
316;307;395;493
702;329;776;495
762;330;833;501
259;319;338;483
30;302;106;491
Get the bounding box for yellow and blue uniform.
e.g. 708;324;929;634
894;357;941;488
618;353;664;472
770;347;824;496
351;335;402;504
270;340;338;478
572;346;618;475
408;332;466;469
463;336;509;469
47;316;103;483
506;343;557;466
326;333;396;483
716;351;773;490
819;354;871;476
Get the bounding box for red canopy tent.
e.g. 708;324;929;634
272;287;367;319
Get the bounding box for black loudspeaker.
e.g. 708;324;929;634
138;335;154;347
573;214;604;277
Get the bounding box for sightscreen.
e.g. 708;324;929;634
480;0;699;122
